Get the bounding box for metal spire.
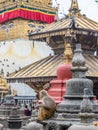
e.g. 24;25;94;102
68;0;81;17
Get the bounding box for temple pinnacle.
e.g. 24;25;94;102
69;0;81;16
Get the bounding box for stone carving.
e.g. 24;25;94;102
68;88;98;130
72;44;85;67
7;107;22;129
56;43;98;114
46;122;58;130
80;88;93;113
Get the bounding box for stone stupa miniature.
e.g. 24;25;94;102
68;88;98;130
41;43;98;130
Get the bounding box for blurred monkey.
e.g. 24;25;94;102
37;90;56;121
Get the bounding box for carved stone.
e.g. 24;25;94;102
43;44;98;130
7;107;22;129
56;44;98;114
68;88;98;130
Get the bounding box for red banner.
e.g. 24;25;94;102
0;9;55;23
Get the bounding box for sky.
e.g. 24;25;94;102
53;0;98;22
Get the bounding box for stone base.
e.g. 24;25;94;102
8;121;22;129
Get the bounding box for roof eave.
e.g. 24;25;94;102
6;76;56;83
29;27;98;41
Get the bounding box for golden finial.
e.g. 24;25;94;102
68;0;81;17
63;43;73;64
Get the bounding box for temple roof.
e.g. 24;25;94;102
6;54;98;83
29;16;98;39
5;1;98;83
29;0;98;40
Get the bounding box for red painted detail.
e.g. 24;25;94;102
48;64;72;105
57;64;72;80
0;9;55;24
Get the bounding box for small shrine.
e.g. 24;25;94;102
68;88;98;130
48;44;72;104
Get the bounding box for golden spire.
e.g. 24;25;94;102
68;0;81;17
63;43;73;64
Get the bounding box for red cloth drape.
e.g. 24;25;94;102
0;9;55;23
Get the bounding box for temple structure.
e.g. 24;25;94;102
0;0;57;76
0;0;56;41
0;0;57;95
24;43;98;130
7;0;98;98
48;44;72;103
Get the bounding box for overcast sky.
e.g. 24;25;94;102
53;0;98;22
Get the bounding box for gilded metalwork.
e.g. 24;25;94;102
7;54;98;83
63;43;73;64
0;0;56;41
0;19;46;41
0;75;9;97
68;0;81;17
29;0;98;43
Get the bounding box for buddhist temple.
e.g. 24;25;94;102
0;0;57;96
6;0;98;99
0;0;56;41
0;0;57;76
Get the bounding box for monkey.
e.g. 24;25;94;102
37;90;56;121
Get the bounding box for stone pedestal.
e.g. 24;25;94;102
7;107;22;129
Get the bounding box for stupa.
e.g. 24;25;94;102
68;88;98;130
42;43;98;130
48;44;72;104
0;0;57;97
57;43;98;115
0;0;57;76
